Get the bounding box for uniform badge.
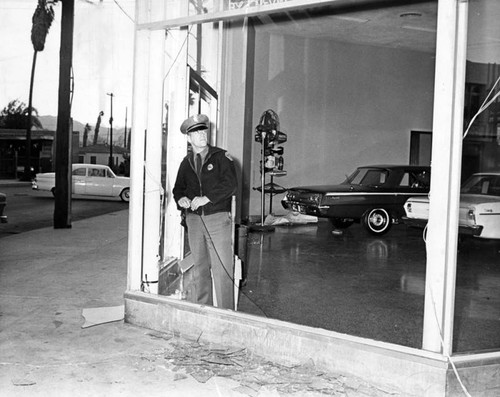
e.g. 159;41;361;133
225;152;234;161
207;164;214;171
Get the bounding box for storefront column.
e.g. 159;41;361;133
423;0;468;354
220;18;255;222
127;28;149;292
127;27;166;293
163;28;190;260
142;30;166;294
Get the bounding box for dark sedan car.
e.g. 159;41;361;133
0;192;7;223
281;164;431;235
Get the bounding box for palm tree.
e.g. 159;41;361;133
0;99;43;130
24;0;57;180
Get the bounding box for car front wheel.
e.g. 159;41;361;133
362;208;392;235
120;188;130;202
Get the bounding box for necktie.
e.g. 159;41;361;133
196;153;202;176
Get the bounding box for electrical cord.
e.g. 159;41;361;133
423;202;470;396
463;75;500;138
426;241;471;397
141;274;158;293
112;0;134;23
194;210;270;318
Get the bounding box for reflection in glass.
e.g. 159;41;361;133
454;0;500;353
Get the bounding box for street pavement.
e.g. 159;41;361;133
0;180;384;397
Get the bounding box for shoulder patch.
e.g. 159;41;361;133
225;151;234;161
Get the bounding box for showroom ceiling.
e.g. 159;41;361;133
255;1;500;58
256;1;438;53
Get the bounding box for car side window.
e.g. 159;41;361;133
479;176;500;195
73;168;86;176
360;170;387;186
463;178;482;194
90;168;104;177
400;173;411;187
406;171;430;189
491;177;500;197
481;179;491;194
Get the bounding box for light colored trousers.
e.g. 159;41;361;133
186;211;234;310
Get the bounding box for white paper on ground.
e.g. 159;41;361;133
81;305;124;328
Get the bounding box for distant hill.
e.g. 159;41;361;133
38;115;127;146
38;115;86;133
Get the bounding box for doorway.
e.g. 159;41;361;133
409;130;432;166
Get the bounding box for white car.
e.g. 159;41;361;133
32;164;130;202
403;172;500;239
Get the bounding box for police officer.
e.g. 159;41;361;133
173;114;238;310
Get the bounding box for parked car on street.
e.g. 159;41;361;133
0;192;7;223
281;164;431;235
32;164;130;202
403;171;500;239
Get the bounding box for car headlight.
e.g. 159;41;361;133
307;193;321;205
285;191;296;201
285;192;321;205
467;209;476;223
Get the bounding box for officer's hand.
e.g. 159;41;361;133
190;196;210;211
178;197;191;209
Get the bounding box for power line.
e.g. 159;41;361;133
112;0;134;23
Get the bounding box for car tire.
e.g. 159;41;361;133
120;188;130;202
362;208;392;235
329;218;354;229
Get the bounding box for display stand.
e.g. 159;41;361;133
249;110;287;233
267;173;287;213
250;130;275;232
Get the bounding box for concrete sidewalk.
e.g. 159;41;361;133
0;211;248;396
0;209;382;397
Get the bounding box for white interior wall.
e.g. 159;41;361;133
248;33;436;217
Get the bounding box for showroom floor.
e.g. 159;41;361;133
237;219;500;354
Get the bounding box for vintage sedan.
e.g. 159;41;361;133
281;164;431;235
32;164;130;202
403;172;500;239
0;192;7;223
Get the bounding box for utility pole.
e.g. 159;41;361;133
107;92;114;169
124;107;127;148
54;0;74;229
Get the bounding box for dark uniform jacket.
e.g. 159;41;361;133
173;145;237;216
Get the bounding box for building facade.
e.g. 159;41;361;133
124;1;500;395
0;129;80;177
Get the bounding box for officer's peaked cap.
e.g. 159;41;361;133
180;114;209;134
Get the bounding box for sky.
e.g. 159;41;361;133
0;0;135;129
3;0;499;132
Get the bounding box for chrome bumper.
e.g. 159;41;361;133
402;217;482;237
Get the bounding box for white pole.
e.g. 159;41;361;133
127;26;149;292
422;0;468;354
260;133;266;225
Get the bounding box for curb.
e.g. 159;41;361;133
0;181;32;188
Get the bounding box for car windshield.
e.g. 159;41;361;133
345;168;388;186
461;174;500;196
